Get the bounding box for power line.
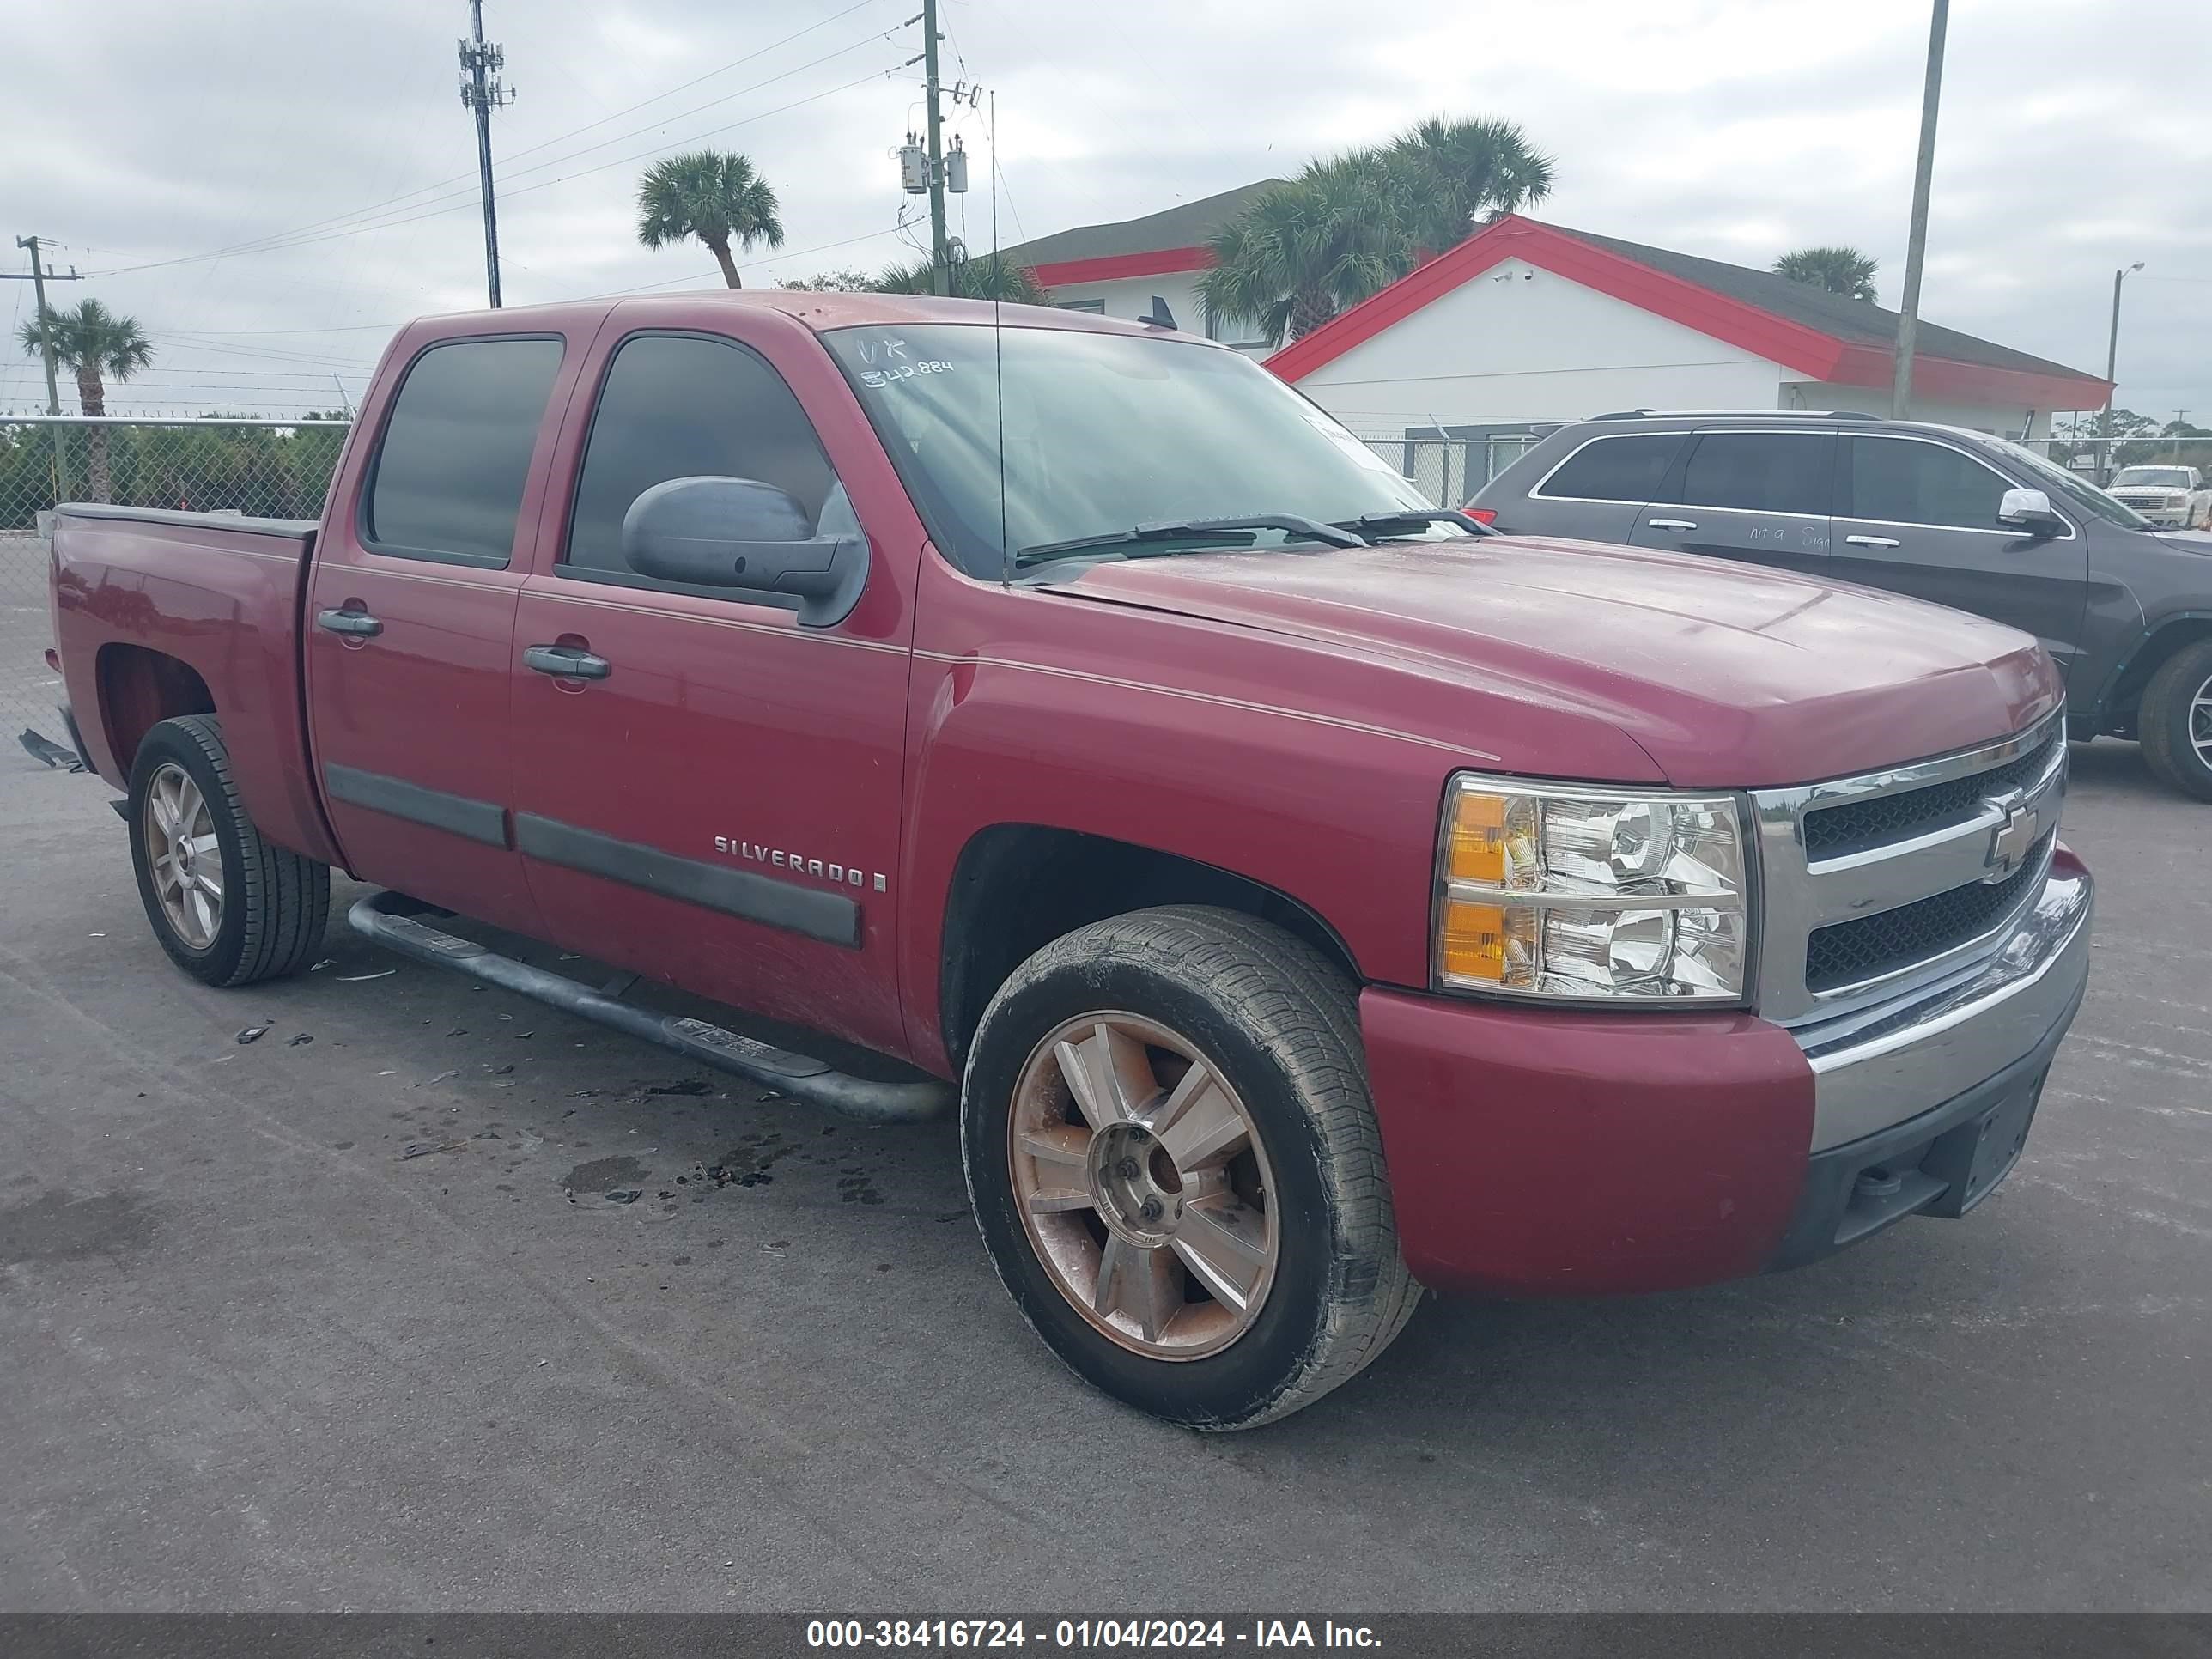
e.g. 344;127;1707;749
84;22;901;276
93;57;899;274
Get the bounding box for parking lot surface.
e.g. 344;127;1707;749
0;742;2204;1612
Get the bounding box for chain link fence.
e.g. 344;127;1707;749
3;416;349;769
1352;429;1543;505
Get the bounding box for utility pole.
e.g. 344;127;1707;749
6;236;83;416
7;235;85;498
2100;262;2142;483
1890;0;1949;418
921;0;951;295
459;0;511;308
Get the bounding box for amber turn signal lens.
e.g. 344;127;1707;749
1446;791;1508;884
1439;898;1506;983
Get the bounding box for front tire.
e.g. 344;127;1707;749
2140;640;2212;802
128;714;331;986
961;906;1419;1430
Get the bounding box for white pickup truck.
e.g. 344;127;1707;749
2108;465;2212;530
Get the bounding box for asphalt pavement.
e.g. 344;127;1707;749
0;742;2204;1612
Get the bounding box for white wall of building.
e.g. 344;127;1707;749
1042;270;1270;355
1290;259;1783;434
1287;258;2059;441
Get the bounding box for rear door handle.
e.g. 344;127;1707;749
1844;533;1902;548
523;644;611;681
315;607;382;637
1646;517;1697;532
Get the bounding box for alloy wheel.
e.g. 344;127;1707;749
2193;674;2212;770
144;762;222;951
1008;1012;1279;1360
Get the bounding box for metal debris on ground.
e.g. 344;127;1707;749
604;1190;641;1205
18;729;85;772
336;969;395;981
287;1032;313;1046
235;1024;269;1045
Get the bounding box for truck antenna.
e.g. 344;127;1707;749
992;88;1009;589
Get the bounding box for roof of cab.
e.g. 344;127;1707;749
413;289;1188;340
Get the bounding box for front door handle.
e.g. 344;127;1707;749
1646;517;1698;532
523;644;611;681
315;607;383;637
1844;533;1902;548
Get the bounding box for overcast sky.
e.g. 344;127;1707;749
4;0;2207;424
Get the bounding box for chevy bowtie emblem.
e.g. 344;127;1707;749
1983;797;2039;882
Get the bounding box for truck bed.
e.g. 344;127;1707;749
50;502;343;866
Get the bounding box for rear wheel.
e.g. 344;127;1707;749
128;714;331;986
2140;640;2212;802
961;906;1419;1430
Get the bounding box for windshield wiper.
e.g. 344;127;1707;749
1333;507;1494;539
1014;513;1364;568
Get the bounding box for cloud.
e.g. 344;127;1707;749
2;0;2203;420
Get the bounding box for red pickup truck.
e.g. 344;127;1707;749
48;292;2092;1429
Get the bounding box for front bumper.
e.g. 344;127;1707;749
1359;848;2093;1297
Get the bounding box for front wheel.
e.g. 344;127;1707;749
128;714;331;986
2140;640;2212;802
961;906;1419;1430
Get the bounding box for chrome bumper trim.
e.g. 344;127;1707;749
1797;863;2093;1152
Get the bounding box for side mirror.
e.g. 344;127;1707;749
622;476;866;625
1996;487;2065;539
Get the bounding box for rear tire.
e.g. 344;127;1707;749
128;714;331;986
2139;640;2212;802
961;906;1419;1430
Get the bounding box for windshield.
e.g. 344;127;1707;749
2112;467;2193;489
823;323;1437;574
1979;438;2154;531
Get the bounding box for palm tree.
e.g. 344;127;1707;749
1385;116;1554;253
18;298;154;502
1199;116;1557;349
635;150;784;288
869;254;1048;303
1773;246;1880;301
1199;152;1407;347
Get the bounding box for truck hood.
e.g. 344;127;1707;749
1048;536;2062;788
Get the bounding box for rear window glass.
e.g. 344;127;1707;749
1535;434;1683;503
1844;437;2009;530
365;337;564;565
1676;431;1833;514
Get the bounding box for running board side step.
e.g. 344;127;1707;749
345;891;952;1125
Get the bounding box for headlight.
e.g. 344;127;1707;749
1435;774;1751;1003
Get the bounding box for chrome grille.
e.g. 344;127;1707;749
1750;712;2067;1024
1806;830;2054;992
1802;730;2060;860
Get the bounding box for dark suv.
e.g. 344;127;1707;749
1469;410;2212;799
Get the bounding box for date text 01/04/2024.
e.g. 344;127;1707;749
804;1620;1382;1650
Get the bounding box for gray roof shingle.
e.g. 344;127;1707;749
1004;179;1283;270
1543;221;2100;382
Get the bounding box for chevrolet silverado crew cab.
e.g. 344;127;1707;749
48;294;2092;1430
1469;411;2212;799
